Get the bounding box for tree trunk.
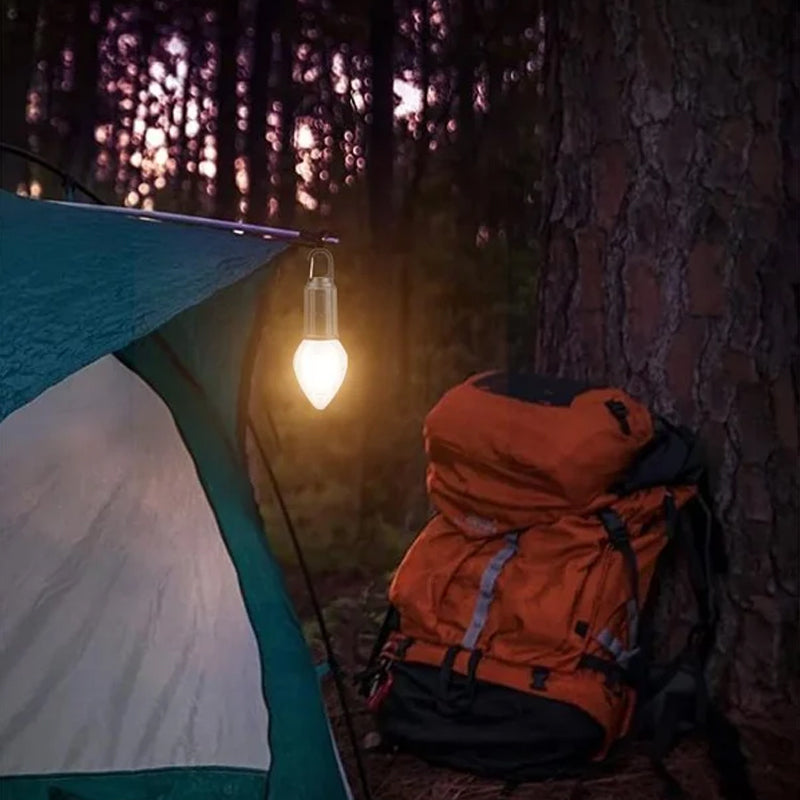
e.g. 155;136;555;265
183;13;204;215
398;1;432;400
275;0;296;226
356;0;397;539
66;0;109;183
325;33;347;199
117;0;154;198
481;0;508;236
368;0;394;244
366;0;396;381
246;0;277;224
0;0;41;191
455;0;477;245
215;0;239;219
176;13;194;206
536;0;799;731
35;0;70;196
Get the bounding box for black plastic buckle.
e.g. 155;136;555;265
605;399;632;434
395;636;413;659
531;666;550;691
599;509;629;550
663;492;678;538
579;653;625;691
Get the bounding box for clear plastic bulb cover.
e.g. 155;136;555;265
293;337;348;410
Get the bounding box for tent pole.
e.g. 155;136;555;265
1;142;339;247
44;199;340;246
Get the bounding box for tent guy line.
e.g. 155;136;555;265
0;142;106;205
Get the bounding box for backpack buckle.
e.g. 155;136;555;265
598;509;629;549
530;666;550;691
394;636;413;659
366;670;395;712
605;399;632;434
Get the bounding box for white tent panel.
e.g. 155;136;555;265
0;355;270;775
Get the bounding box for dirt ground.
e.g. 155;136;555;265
283;567;799;800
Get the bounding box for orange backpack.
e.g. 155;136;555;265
359;373;753;796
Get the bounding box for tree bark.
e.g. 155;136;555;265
215;0;239;218
246;0;277;224
536;0;799;728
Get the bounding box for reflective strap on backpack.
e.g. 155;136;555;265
595;626;639;669
461;531;521;651
597;508;640;654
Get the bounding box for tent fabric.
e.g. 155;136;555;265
0;355;271;774
1;767;270;800
0;191;284;422
154;266;268;451
0;191;352;800
119;336;352;800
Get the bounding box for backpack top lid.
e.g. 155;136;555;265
423;371;656;535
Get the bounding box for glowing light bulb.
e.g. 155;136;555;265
293;337;348;410
294;248;348;410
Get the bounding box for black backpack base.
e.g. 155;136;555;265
376;660;605;783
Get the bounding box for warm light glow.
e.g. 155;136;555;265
295;122;315;149
394;78;423;118
293;338;348;410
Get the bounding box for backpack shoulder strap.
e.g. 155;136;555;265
642;482;758;800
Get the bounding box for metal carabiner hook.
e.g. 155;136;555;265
308;248;335;281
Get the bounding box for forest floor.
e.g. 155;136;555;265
284;567;800;800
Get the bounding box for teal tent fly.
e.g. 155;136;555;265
0;191;352;800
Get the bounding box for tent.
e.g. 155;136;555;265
0;190;352;800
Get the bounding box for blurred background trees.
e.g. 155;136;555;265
0;0;546;568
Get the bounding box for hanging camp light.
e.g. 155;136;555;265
293;248;348;410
